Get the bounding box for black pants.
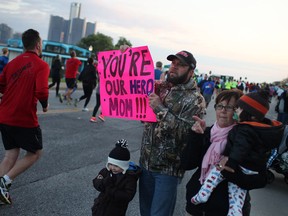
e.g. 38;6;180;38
49;77;61;96
92;93;101;117
79;83;94;107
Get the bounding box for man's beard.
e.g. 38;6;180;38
166;69;191;85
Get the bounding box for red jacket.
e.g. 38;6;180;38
65;57;81;78
0;51;49;128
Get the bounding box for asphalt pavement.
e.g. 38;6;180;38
0;88;287;216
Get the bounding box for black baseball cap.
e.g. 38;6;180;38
167;50;197;69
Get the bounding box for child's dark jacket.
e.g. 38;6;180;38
225;119;283;171
92;162;141;216
222;118;284;189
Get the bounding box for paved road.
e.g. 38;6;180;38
0;89;287;216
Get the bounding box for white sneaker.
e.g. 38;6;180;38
0;177;11;205
82;108;89;112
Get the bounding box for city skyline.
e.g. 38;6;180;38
0;0;287;83
47;2;96;45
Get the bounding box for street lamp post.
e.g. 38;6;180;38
88;45;93;57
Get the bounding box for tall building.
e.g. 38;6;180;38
69;2;81;20
47;2;96;45
62;20;70;44
85;22;97;37
70;18;86;45
68;2;81;44
0;23;13;44
47;15;65;42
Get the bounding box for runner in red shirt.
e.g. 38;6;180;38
0;29;49;204
59;51;81;104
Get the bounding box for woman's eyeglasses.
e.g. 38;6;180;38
214;104;235;111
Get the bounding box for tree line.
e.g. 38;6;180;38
77;33;132;57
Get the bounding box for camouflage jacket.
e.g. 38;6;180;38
139;78;205;178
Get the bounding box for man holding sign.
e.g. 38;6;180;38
139;51;205;216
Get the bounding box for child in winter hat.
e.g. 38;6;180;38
237;90;270;121
92;139;142;216
106;139;130;174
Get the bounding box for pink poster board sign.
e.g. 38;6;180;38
97;46;157;122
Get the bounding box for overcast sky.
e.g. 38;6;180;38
1;0;287;83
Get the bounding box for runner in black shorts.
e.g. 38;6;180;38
66;78;76;89
59;51;81;105
0;29;49;205
0;124;43;153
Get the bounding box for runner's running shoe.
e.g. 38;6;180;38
66;100;72;105
74;99;79;107
59;94;63;103
0;177;11;205
98;114;105;122
90;117;97;123
82;108;89;112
